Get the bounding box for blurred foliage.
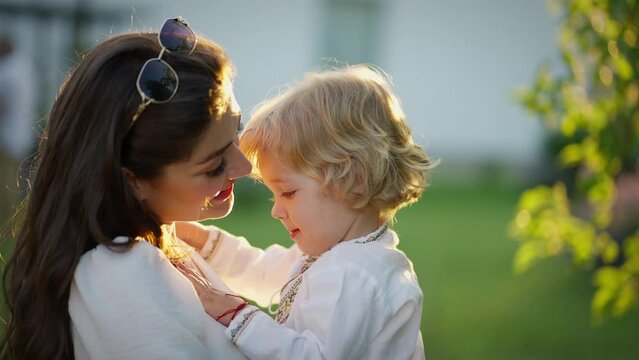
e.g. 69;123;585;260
510;0;639;321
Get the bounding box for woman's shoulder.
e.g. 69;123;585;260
70;238;248;359
76;238;166;274
72;238;181;301
70;238;204;334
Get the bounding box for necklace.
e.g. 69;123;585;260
271;225;389;324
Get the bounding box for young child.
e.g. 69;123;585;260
178;65;434;359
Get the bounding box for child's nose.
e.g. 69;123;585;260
271;201;286;219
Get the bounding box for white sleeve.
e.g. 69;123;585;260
204;228;303;307
69;241;246;360
225;263;399;360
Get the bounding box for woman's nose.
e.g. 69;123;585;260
226;145;252;180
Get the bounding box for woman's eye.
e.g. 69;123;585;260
281;190;296;198
206;159;227;177
237;121;244;133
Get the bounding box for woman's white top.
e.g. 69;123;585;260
207;227;426;360
69;237;247;359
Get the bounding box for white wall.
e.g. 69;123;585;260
383;0;559;165
1;0;561;166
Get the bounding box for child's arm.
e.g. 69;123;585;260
184;261;423;359
175;221;302;306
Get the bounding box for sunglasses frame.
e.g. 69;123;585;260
131;17;198;123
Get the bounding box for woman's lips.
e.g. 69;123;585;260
213;183;234;202
289;229;300;239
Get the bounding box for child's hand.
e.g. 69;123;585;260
176;262;249;327
174;221;211;250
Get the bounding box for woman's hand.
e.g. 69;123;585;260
176;262;248;327
174;221;212;250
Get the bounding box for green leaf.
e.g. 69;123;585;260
613;56;633;80
599;233;620;264
613;283;637;316
559;143;584;166
514;241;543;273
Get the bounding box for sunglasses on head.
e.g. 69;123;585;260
130;17;197;125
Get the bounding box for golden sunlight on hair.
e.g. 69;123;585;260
241;64;436;222
352;66;407;124
208;72;236;119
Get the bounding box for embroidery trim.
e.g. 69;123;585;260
355;224;388;244
274;225;389;324
274;256;318;324
199;229;222;262
230;307;260;343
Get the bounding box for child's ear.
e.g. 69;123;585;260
121;167;145;201
352;160;368;195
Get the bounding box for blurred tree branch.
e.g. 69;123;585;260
510;0;639;322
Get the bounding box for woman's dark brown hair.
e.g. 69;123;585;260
0;31;232;359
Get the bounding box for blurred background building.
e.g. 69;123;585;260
0;0;559;177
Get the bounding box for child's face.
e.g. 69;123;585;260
135;96;251;223
258;151;364;256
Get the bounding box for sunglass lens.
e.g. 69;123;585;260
160;18;196;53
138;59;178;102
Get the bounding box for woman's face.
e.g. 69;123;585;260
136;93;251;223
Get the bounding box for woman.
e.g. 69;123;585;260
1;18;250;359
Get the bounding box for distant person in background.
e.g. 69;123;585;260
0;34;36;225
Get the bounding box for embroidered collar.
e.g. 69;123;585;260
354;224;388;244
269;224;390;323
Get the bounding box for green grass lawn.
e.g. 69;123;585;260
215;178;639;360
2;178;638;359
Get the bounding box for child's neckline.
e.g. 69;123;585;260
353;224;388;244
335;224;389;247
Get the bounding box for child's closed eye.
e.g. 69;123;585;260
281;190;296;198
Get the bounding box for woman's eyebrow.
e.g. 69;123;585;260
196;140;233;165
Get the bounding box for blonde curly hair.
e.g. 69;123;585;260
240;65;436;222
